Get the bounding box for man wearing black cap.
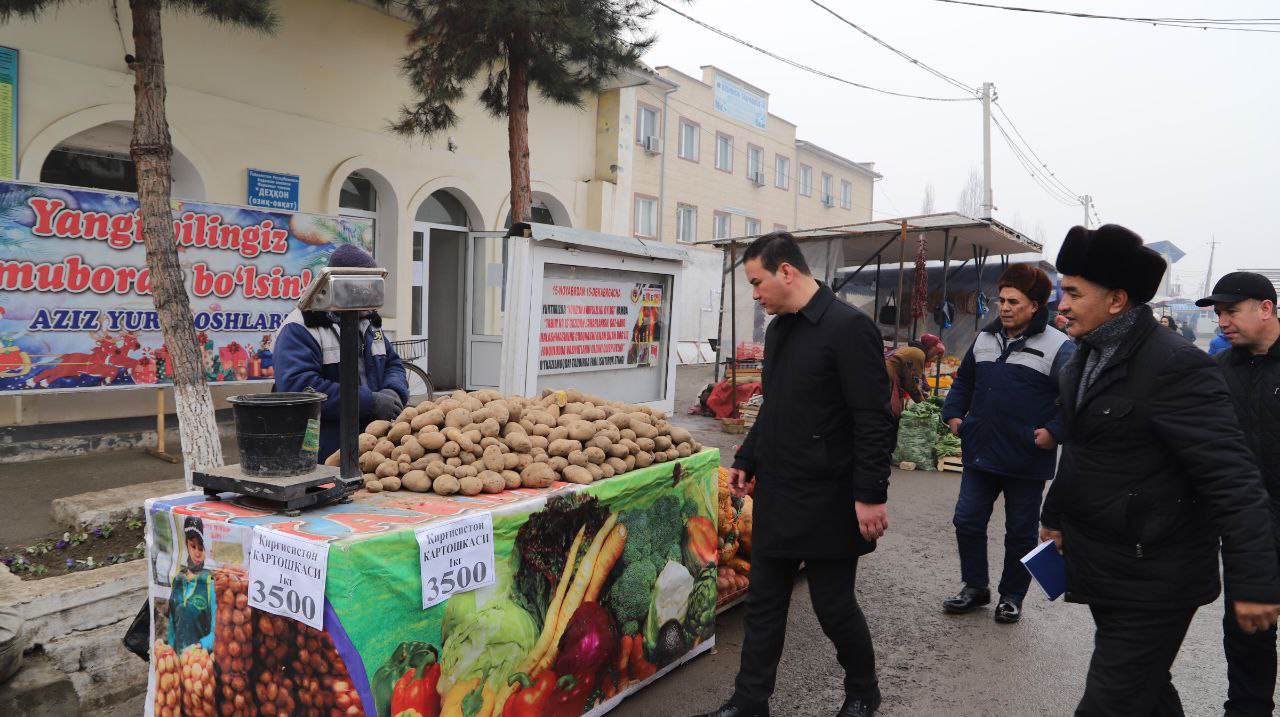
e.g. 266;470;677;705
1040;225;1280;716
273;244;409;460
1197;271;1280;716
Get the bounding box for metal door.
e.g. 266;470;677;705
464;231;509;389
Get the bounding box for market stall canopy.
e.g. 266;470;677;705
510;221;690;263
697;212;1042;266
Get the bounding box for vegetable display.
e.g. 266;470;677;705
330;388;706;495
372;642;441;717
438;596;538;696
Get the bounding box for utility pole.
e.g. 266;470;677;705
1202;236;1219;297
981;82;994;218
1079;195;1092;228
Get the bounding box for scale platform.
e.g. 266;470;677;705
192;463;358;512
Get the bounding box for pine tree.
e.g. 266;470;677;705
384;0;656;223
0;1;278;486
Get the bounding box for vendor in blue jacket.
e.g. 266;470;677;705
272;244;408;461
940;263;1075;623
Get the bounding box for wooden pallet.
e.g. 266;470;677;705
937;455;963;473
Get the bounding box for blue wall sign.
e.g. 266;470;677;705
247;169;299;211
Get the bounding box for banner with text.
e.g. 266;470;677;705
0;180;372;392
539;278;664;374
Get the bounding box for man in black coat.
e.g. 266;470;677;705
1041;225;1280;716
695;232;896;717
1198;271;1280;716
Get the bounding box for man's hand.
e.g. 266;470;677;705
728;467;754;497
1033;428;1058;450
371;389;404;420
948;418;963;436
855;501;888;541
1040;527;1063;554
1233;601;1280;634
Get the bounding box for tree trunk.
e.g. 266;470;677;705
129;0;224;486
507;56;532;224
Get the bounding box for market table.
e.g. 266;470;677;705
144;448;719;717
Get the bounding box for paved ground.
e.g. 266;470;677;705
8;365;1268;715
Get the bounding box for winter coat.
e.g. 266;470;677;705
1217;339;1280;531
272;309;408;459
733;283;897;559
1041;311;1280;609
942;309;1075;481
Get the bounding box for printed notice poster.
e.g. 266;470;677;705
0;47;15;180
713;73;767;130
539;278;664;374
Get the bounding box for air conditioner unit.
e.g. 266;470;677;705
642;136;661;154
749;171;765;186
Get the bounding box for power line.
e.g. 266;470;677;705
804;0;979;96
990;115;1079;207
651;0;977;102
925;0;1280;34
991;100;1079;200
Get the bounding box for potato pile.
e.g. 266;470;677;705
326;388;704;496
211;568;253;716
153;640;181;717
255;613;298;716
293;624;364;717
179;645;217;717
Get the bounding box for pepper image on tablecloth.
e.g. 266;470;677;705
372;641;443;717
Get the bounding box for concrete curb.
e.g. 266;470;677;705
50;479;185;529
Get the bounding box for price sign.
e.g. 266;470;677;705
247;527;329;630
415;513;496;609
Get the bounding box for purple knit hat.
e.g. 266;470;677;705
328;244;376;269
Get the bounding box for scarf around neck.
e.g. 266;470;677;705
1076;306;1145;407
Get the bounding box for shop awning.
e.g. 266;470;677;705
514;222;690;263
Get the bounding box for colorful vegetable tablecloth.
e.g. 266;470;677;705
144;448;719;717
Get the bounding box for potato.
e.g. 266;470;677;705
568;450;590;468
584;446;607;465
555;413;583;428
520;463;557;488
402;470;431;492
530;423;552;438
624;454;636;471
530;435;549;451
381;475;402;491
410;412;435;431
366;420;393;438
478;418;500;439
635;451;654;468
691;441;703;453
677;442;692;458
374;439;396;456
606;457;629;475
606;442;630;459
607;413;631;429
458;475;483;496
548;426;570;442
364;479;383;493
631;421;659;440
549;456;569;472
415;399;436;412
459;452;475;465
562;465;594;485
478;470;505;494
437;398;461;413
620;428;637;442
600;463;615;479
375;460;400;478
324;449;341;467
502;421;526;438
387;422;412;443
654;435;673;452
363;472;378;483
504;433;533;453
397;406;419;422
360;451;385;473
485;402;511;425
358;433;378;453
548;439;581;457
426;462;449;479
483;445;506;472
454;464;478;479
441;441;461;458
566;420;595;442
410;455;433;470
503;452;521;470
461;422;482;435
464;429;483;445
399;436;426;460
445;408;471;428
506;400;524;423
669;426;693;446
420;431;447;451
433;475;461;496
636;437;656;453
446;457;462;467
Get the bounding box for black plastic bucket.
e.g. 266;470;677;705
226;392;326;476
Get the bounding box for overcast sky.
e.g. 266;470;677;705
642;0;1278;294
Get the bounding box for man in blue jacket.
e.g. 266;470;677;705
941;263;1075;623
272;245;408;461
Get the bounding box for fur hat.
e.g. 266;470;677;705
328;244;377;269
997;263;1052;307
1055;225;1166;304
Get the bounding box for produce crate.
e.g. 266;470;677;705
937;455;963;473
721;417;747;434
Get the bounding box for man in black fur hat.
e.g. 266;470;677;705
1040;224;1280;716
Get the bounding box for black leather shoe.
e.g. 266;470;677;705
942;585;991;614
692;702;769;717
835;689;882;717
994;596;1023;623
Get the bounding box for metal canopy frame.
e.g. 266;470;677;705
707;213;1044;395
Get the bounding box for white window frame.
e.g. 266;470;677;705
744;217;761;237
822;173;834;205
715;133;734;172
798;164;813;197
676;204;697;244
713;211;732;240
775;155;790;190
678;119;699;161
637;104;660;146
747;145;763;182
841;180;853;210
634;194;657;238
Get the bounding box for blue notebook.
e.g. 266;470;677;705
1021;539;1066;601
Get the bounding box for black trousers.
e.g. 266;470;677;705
1075;605;1196;717
1224;600;1278;716
731;556;877;711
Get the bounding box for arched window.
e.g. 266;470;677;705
339;171;379;256
416;190;470;228
38;121;205;199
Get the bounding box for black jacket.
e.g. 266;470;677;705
733;284;896;559
1218;338;1280;524
1041;311;1280;609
